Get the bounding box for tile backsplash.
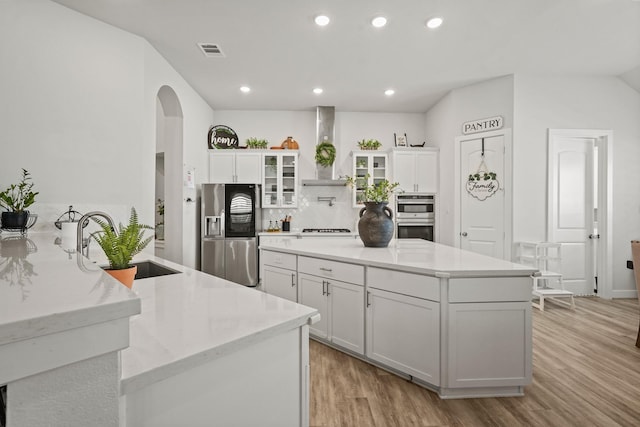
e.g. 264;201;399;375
262;185;360;232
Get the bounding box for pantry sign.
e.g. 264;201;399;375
462;116;503;135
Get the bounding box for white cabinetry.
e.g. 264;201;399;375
366;267;440;384
392;148;439;193
351;151;388;206
261;250;297;302
298;256;365;355
263;152;298;208
208;151;262;183
445;277;532;392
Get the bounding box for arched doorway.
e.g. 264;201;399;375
156;86;184;264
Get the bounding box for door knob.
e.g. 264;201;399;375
460;231;468;237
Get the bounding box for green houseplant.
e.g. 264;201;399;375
246;137;269;149
357;139;382;150
345;174;400;248
93;207;153;288
0;169;39;230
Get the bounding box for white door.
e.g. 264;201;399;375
460;135;505;258
548;135;595;295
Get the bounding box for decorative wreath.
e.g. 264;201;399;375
315;142;336;167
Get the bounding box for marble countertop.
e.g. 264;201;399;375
0;231;318;394
259;238;537;278
120;257;318;394
0;232;141;346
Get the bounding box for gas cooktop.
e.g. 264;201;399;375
302;228;351;233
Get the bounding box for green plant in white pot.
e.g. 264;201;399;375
93;207;153;288
0;169;39;231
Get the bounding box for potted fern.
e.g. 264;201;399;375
0;169;39;231
93;207;153;288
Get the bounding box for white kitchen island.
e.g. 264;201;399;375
0;232;318;427
260;238;537;399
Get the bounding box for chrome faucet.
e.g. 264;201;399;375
76;211;116;257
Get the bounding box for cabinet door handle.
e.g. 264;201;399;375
366;291;371;307
319;267;332;272
326;281;330;296
291;273;295;287
321;280;326;296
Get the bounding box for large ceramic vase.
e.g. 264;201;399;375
358;202;394;248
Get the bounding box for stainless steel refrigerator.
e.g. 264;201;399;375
201;183;261;286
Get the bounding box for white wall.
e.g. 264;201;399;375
425;75;515;246
513;75;640;295
211;110;426;230
0;0;213;268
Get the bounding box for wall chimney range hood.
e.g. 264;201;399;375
302;106;347;186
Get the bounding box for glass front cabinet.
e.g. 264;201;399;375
351;151;388;207
262;152;298;208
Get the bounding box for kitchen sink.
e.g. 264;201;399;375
131;260;181;280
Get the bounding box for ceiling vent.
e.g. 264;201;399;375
197;43;225;58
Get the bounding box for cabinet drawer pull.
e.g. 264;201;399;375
319;267;333;272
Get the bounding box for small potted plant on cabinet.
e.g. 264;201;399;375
93;207;154;288
357;139;382;150
0;169;39;232
246;137;269;149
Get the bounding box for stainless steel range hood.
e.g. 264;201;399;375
302;106;347;186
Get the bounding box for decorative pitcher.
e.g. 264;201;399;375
358;202;394;247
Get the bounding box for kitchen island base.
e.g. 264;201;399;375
123;325;312;427
260;239;535;400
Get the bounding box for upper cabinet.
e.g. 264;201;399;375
351;151;388;207
263;152;298;209
209;151;263;183
391;148;439;193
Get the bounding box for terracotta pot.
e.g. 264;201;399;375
105;265;138;289
358;202;394;248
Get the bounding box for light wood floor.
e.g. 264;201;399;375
309;297;640;427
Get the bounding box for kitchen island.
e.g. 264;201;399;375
0;232;318;427
260;238;537;399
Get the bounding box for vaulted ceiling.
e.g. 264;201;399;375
52;0;640;113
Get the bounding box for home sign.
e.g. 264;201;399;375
208;125;239;149
462;116;503;135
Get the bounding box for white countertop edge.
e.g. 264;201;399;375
0;296;141;346
119;311;317;395
259;244;537;278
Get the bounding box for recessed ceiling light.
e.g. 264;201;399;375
384;89;395;96
240;86;251;93
371;16;387;28
426;17;443;29
315;15;330;26
313;88;323;95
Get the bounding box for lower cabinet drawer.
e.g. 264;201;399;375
368;267;439;301
298;256;364;285
261;250;297;271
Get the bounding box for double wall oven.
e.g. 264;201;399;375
395;193;435;241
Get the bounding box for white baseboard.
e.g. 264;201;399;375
611;289;638;299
